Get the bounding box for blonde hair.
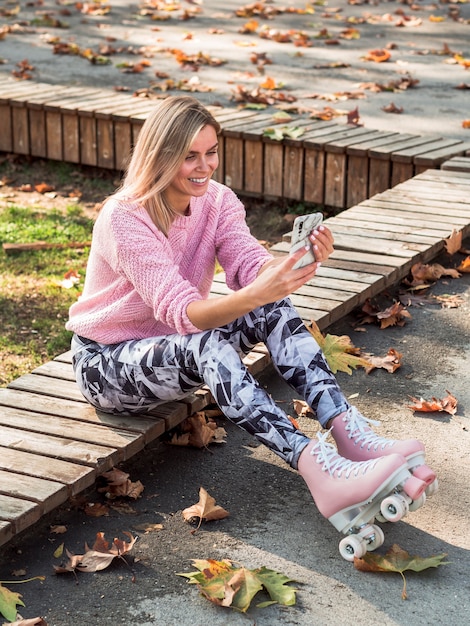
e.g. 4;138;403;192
117;96;221;235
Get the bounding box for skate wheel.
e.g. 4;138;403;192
425;478;439;497
409;491;426;512
375;512;387;524
365;525;385;552
339;535;367;562
380;494;409;522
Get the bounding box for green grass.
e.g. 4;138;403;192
0;203;94;386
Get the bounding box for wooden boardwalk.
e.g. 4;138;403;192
1;166;470;547
1;72;469;209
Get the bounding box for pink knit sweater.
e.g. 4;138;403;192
66;180;273;343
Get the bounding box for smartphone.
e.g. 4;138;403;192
290;212;324;269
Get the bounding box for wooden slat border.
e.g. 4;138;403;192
1;73;470;209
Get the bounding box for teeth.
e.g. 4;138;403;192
189;177;207;183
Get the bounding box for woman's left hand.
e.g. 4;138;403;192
307;224;334;263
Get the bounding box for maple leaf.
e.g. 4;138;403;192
457;256;470;272
408;391;458;415
376;302;412;329
0;583;25;622
167;411;226;447
54;532;137;574
406;262;461;287
354;544;448;599
98;467;144;499
8;617;48;625
307;320;373;374
444;229;462;255
293;398;315;419
363;48;391;62
382;102;403;114
363;348;402;374
182;487;229;530
178;559;298;611
263;125;305;141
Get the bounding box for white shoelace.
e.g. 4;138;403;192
311;431;378;478
345;407;395;452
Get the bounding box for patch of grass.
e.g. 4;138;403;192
0;205;93;386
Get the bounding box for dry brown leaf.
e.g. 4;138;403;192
363;348;403;373
168;411;227;448
293;399;315;418
98;467;144;499
457;256;470;272
406;262;461;287
182;486;229;529
54;531;137;574
444;229;462;255
408;391;458;415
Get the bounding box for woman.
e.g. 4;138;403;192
66;96;435;556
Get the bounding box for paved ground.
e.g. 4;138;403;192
1;0;470;140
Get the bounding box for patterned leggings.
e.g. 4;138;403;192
71;298;350;469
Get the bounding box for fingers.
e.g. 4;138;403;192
309;225;334;262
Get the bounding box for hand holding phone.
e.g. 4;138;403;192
290;212;323;269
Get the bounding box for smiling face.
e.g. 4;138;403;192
164;124;219;215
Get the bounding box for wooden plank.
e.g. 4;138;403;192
0;469;67;513
0;521;13;547
114;120;132;171
29;108;47;157
348;202;470;227
0;447;96;495
147;401;190;431
32;360;76;381
232;113;276;194
0;102;12;152
282;119;326;201
391;139;465;186
367;134;420;196
0;494;40;533
0;424;120;468
300;121;344;204
441;156;470;172
0;388;166;442
414;143;470;170
304;146;325;204
8;374;86;403
329;214;453;239
63;112;80;163
263;139;284;198
11;103;29;155
0;405;145;460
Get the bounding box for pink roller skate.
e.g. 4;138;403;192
298;432;428;561
330;407;438;498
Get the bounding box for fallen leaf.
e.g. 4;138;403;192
177;559;298;611
307;320;373;374
381;102;403;113
0;583;25;622
293;399;315;418
363;48;391;62
444;229;462;255
54;531;137;574
408;391;458;415
354;544;448;599
363;348;403;374
167;411;226;448
457;256;470;272
182;487;229;530
98;467;144;499
405;262;461;287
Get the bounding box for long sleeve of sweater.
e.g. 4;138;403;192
66;181;273;343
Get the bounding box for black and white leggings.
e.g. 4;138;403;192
71;298;350;469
